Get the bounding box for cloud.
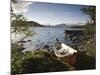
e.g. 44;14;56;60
64;12;71;15
12;1;33;14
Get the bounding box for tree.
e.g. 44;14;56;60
80;6;96;24
11;0;33;42
11;14;33;42
11;0;17;3
12;14;27;33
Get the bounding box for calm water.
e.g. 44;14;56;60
12;27;83;51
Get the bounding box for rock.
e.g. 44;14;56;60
43;45;50;52
27;40;31;42
18;41;27;43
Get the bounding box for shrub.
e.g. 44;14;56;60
11;47;69;74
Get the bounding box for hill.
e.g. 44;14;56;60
27;21;43;27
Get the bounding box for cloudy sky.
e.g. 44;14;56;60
12;1;90;25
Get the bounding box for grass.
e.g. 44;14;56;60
11;47;96;74
11;47;70;74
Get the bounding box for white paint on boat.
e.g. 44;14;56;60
54;43;77;58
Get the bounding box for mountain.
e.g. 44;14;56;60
55;23;68;27
48;23;85;28
27;21;43;27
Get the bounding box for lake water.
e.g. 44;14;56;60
12;27;83;51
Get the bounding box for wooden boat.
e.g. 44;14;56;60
54;43;77;58
53;39;78;65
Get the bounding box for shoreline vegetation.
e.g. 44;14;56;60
11;24;96;74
